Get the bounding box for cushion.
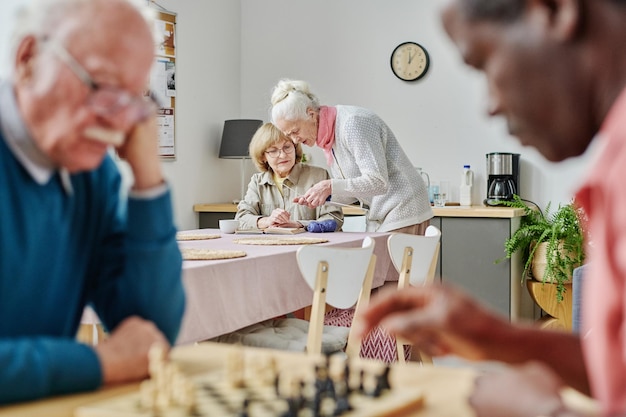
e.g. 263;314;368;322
324;308;411;363
572;264;588;333
211;318;350;354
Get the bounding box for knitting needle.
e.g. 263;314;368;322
283;184;344;222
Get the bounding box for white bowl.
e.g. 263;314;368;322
219;219;239;234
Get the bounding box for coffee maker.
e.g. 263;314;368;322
484;152;520;206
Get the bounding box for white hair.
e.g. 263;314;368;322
7;0;155;75
270;79;320;123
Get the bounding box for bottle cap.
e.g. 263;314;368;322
463;164;470;169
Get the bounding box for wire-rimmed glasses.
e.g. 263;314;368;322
45;37;158;124
265;143;295;158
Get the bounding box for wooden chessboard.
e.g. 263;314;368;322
75;345;424;417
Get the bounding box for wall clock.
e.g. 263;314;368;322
390;41;430;81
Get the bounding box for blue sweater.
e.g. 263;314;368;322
0;133;185;404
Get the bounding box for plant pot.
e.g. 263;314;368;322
530;241;575;284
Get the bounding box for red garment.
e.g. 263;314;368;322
316;105;336;166
576;88;626;415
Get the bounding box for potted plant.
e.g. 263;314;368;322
498;195;586;302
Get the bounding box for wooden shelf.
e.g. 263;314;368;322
526;279;572;330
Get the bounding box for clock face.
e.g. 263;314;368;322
390;42;430;81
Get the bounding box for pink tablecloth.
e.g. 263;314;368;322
175;230;392;345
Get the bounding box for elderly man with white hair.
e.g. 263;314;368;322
0;0;184;404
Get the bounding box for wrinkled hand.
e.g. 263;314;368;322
115;115;164;191
470;362;566;417
352;284;508;360
257;208;293;229
293;180;332;208
94;316;169;385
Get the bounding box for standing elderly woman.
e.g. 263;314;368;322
270;79;432;234
236;123;343;231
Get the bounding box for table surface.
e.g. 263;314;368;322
175;230;393;345
0;343;479;417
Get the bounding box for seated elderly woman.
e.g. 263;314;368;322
236;123;343;231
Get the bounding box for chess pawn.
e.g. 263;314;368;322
227;347;245;388
140;380;158;410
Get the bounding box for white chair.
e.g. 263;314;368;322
212;238;377;356
387;225;441;363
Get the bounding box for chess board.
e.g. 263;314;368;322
75;346;424;417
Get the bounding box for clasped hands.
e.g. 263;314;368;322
257;208;302;229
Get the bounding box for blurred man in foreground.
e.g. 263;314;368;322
0;0;184;404
356;0;626;416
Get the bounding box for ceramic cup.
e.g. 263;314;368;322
219;219;239;234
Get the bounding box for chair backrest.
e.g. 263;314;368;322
296;237;376;356
387;226;441;363
387;225;441;288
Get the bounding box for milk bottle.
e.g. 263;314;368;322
460;165;473;206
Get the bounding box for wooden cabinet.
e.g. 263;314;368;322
432;207;535;321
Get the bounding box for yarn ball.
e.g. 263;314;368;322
306;219;337;233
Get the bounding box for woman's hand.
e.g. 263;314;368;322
293;180;332;208
257;208;292;229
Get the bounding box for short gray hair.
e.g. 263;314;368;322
460;0;626;22
270;79;320;123
9;0;155;72
460;0;526;22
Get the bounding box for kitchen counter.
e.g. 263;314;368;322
194;203;524;220
432;205;525;218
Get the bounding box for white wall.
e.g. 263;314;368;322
0;0;25;78
240;0;594;211
1;1;595;230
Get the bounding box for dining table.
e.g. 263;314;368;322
175;230;393;345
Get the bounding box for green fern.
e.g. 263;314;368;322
498;195;586;302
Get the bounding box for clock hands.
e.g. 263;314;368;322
408;51;414;64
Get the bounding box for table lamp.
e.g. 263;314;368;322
219;119;263;203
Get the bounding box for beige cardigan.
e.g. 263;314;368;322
235;163;344;230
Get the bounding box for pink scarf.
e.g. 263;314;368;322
316;106;336;166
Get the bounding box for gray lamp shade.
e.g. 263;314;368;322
218;119;263;159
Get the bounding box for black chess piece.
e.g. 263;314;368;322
372;365;392;397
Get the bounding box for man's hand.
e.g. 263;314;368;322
469;362;568;417
94;316;169;385
116;115;164;191
352;284;510;360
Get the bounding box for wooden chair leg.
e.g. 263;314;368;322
95;324;107;344
346;255;377;358
76;324;95;345
76;323;108;346
306;261;329;356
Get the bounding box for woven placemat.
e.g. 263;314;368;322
181;248;247;260
233;236;329;246
176;232;221;241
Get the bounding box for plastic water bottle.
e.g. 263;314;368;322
460;165;473;206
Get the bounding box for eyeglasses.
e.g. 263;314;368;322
265;143;295;158
45;38;158;123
